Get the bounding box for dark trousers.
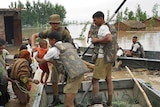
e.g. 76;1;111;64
0;84;10;106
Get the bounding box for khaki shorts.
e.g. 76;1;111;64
93;58;112;79
50;64;59;83
63;74;84;93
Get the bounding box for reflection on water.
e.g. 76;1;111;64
22;24;160;51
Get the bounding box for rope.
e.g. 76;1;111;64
15;82;30;93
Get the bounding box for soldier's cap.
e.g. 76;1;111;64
49;14;61;24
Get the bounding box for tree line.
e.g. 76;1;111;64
9;0;67;27
114;3;159;22
9;1;159;26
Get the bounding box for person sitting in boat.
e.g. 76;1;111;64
36;32;87;107
10;49;39;106
125;36;145;58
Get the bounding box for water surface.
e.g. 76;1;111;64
22;24;160;51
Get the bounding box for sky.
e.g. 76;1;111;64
0;0;160;22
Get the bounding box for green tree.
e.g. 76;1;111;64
8;0;67;27
128;10;135;20
123;7;129;20
135;4;147;21
116;11;123;22
152;3;159;18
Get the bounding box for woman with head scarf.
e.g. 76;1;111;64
10;49;39;106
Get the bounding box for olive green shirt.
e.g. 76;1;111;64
39;26;73;43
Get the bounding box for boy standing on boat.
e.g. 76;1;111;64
91;11;117;107
31;14;74;106
36;32;86;107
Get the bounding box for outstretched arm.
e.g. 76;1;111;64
31;33;39;51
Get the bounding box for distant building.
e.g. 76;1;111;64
0;8;22;45
114;20;146;31
143;17;160;27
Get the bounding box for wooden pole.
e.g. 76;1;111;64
83;60;95;69
125;66;152;107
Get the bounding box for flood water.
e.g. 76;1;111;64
22;24;160;51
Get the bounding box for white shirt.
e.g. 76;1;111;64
44;41;62;61
97;24;111;58
132;43;140;52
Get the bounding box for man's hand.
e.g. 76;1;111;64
91;37;99;44
32;79;39;84
32;45;37;52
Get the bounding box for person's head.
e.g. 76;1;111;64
39;39;48;49
19;44;27;51
92;11;105;26
49;14;61;30
0;38;6;54
19;49;31;60
132;36;138;44
47;32;61;46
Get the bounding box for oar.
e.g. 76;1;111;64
125;66;152;107
107;0;127;23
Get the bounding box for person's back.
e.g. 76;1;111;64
10;50;31;106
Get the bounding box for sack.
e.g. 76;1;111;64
55;43;89;78
103;23;118;63
137;42;145;58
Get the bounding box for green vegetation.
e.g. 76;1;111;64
9;0;66;27
8;1;159;26
79;21;90;39
115;4;159;22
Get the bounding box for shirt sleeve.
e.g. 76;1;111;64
98;24;111;38
132;43;140;52
44;47;60;61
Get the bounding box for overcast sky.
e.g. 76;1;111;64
1;0;160;22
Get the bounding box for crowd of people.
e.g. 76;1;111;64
0;10;145;107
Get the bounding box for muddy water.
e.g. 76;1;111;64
112;69;160;91
23;24;160;51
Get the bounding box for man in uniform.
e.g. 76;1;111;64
91;11;117;107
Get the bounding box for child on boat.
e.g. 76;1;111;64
34;39;49;84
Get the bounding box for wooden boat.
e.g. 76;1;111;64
79;47;160;70
32;78;160;107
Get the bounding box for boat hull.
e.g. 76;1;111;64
79;47;160;70
32;79;160;107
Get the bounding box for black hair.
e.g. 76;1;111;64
92;11;104;19
0;38;6;46
19;44;27;51
47;32;62;41
133;36;138;39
